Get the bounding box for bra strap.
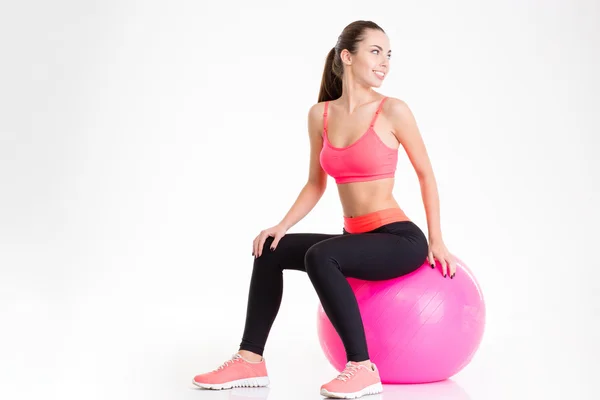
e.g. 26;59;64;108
369;97;388;127
323;101;329;133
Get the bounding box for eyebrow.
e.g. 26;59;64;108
371;45;391;54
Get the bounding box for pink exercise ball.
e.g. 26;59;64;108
317;256;485;384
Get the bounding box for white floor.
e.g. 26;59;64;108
185;337;594;400
2;317;594;400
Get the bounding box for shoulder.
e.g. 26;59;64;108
382;96;412;118
308;101;328;118
308;101;329;128
381;97;420;141
382;97;417;130
307;102;328;138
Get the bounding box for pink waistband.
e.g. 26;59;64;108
343;207;410;234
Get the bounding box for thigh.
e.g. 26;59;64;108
259;232;341;272
308;231;429;280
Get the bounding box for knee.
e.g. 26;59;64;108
304;244;339;275
260;236;275;254
254;236;277;266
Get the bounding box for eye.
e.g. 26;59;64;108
372;49;391;59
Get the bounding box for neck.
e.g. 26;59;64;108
338;79;378;114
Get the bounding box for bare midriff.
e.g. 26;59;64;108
338;177;410;233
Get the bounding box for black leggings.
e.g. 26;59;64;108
238;220;429;362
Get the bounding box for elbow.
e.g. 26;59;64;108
307;178;327;195
417;171;435;186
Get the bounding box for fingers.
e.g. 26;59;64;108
252;231;265;258
441;258;448;278
430;248;457;280
253;230;279;258
257;232;268;258
270;234;283;251
252;235;259;258
428;252;435;269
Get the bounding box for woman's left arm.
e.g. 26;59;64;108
388;98;457;278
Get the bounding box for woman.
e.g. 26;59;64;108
192;20;456;399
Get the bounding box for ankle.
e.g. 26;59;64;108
237;350;263;363
354;359;374;370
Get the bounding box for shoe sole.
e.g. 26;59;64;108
320;382;383;398
192;376;270;390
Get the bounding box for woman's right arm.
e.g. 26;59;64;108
253;103;328;258
277;103;328;231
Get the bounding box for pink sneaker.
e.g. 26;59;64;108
320;361;383;399
192;353;270;390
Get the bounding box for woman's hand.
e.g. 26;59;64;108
252;224;288;258
428;240;456;278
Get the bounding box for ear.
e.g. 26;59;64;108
339;49;352;65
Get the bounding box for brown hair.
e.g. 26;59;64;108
318;21;386;103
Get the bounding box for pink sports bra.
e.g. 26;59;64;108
319;97;398;184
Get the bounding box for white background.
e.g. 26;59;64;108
1;0;599;399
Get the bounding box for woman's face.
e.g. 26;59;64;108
344;29;391;88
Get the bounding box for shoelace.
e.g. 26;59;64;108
214;353;242;371
335;363;361;381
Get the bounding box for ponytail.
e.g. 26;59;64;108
317;47;343;103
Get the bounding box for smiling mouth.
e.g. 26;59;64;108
374;70;385;78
